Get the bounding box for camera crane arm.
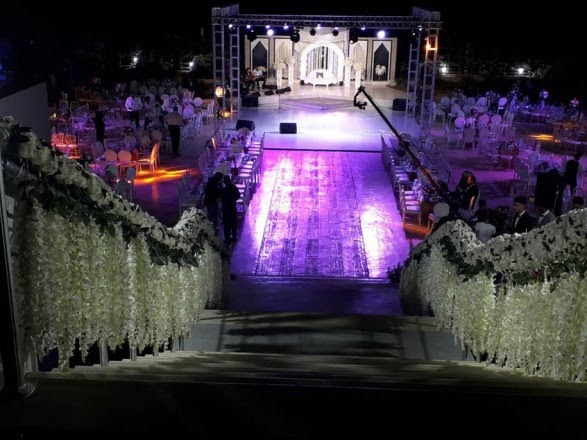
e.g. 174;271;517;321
353;86;448;200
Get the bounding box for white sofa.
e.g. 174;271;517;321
305;69;336;88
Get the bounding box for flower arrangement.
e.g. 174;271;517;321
375;64;387;80
400;216;587;382
1;116;228;368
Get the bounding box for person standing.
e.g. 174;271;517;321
220;175;241;245
511;196;534;234
93;110;105;144
535;202;556;228
125;91;142;129
474;210;496;243
164;106;184;156
203;172;223;235
562;152;582;199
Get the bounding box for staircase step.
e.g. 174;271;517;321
28;351;585;398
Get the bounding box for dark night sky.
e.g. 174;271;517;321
0;1;582;97
0;1;576;59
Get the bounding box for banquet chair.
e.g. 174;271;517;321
117;149;136;175
496;97;508;114
103;149;119;170
136;143;159;173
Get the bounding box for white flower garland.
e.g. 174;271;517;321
401;215;587;382
2;117;228;368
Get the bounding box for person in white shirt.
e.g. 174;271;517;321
125;92;143;129
164;106;184;156
474;210;496;243
252;66;266;90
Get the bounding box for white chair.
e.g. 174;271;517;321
117;149;135;174
497;97;508;114
461;125;476;150
136;143;159;173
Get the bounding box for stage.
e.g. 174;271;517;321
235;83;420;152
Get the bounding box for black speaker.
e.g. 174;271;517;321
236;119;255;131
392;98;407;111
276;86;292;95
279;122;297;134
241;95;258;107
265;90;274;96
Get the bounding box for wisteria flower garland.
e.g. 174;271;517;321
2;117;228;367
400;216;587;382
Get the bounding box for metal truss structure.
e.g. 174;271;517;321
212;4;441;123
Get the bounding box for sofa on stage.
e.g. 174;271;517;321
304;69;337;88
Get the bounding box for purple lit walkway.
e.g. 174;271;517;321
230;150;410;279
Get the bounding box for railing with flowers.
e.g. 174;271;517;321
399;215;587;382
0;116;229;370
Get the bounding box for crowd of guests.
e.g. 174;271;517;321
431;167;584;243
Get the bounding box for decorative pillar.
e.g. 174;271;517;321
353;62;364;87
287;57;296;86
344;58;353;88
276;62;286;89
276;68;283;89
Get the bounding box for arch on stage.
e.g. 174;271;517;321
299;42;345;86
211;4;442;126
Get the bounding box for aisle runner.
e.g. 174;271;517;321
255;152;369;277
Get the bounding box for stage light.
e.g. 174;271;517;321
349;28;359;44
332;27;339;36
310;28;316;36
267;28;274;36
290;29;300;43
377;30;386;39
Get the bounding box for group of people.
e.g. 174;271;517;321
431;163;585;243
203;172;241;245
243;66;266;92
124;91;205;157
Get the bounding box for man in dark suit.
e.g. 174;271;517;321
511;196;534;234
220;175;241;245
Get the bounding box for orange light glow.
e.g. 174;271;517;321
528;133;554;142
134;166;200;185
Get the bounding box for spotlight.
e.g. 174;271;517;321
332;28;339;37
349;28;359;44
310;28;316;36
290;29;300;43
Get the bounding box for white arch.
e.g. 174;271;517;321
299;43;344;84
